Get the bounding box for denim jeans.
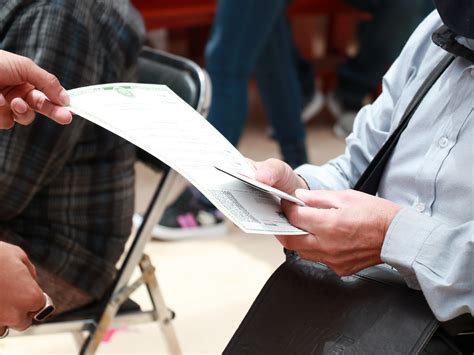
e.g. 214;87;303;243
336;0;435;108
205;0;307;168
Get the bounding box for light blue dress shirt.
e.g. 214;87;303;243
296;11;473;322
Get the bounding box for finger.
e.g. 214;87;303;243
10;312;34;332
11;313;33;332
23;283;45;317
25;89;72;124
254;158;290;186
17;246;38;279
295;189;342;209
298;250;324;263
282;200;336;236
0;105;15;129
20;253;38;280
10;98;36;125
15;55;69;106
8;283;43;331
0;93;6;106
275;234;323;253
254;158;299;193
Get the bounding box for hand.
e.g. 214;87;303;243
276;189;401;276
0;50;72;129
252;158;309;195
0;242;45;332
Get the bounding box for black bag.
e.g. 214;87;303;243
224;53;474;354
224;260;439;354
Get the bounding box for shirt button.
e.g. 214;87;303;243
415;202;426;213
439;136;449;148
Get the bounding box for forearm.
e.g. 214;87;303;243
381;208;474;321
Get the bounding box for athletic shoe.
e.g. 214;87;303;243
326;92;359;139
302;90;325;123
133;187;227;241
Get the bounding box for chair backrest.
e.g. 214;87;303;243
138;47;210;116
76;47;211;354
12;48;210;355
111;47;211;294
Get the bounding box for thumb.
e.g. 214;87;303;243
255;158;299;193
15;55;70;106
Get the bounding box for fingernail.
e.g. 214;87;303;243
58;89;70;106
0;94;5;106
57;108;73;124
14;100;28;113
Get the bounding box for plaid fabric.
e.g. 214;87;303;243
0;0;145;299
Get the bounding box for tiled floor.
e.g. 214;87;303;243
0;115;345;354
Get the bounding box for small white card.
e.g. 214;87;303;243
214;166;306;207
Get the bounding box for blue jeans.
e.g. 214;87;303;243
205;0;307;168
336;0;435;108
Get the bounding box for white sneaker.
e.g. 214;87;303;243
327;92;358;139
302;90;325;123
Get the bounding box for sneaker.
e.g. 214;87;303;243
302;90;325;123
326;92;359;139
134;187;227;240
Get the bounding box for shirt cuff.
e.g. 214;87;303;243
380;207;439;288
295;164;351;191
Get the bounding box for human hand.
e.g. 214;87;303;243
251;158;309;195
0;242;45;333
0;50;72;129
276;189;401;276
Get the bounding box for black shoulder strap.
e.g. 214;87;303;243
354;54;455;195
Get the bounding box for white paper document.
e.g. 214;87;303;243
67;83;305;235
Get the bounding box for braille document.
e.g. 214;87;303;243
67;83;305;235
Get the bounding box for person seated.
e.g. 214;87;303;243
252;2;473;351
143;1;435;241
0;49;72;337
0;0;144;315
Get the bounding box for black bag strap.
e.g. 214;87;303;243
352;53;474;342
353;53;455;194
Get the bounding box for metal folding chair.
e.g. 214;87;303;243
10;47;211;355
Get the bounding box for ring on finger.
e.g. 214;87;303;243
33;292;55;322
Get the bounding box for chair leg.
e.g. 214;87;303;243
79;302;120;355
78;255;181;354
140;254;182;355
72;330;86;350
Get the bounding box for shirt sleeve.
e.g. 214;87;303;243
382;208;474;321
295;12;474;322
296;12;441;191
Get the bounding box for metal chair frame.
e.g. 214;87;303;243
10;47;211;355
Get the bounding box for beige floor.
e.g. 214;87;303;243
0;118;345;355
